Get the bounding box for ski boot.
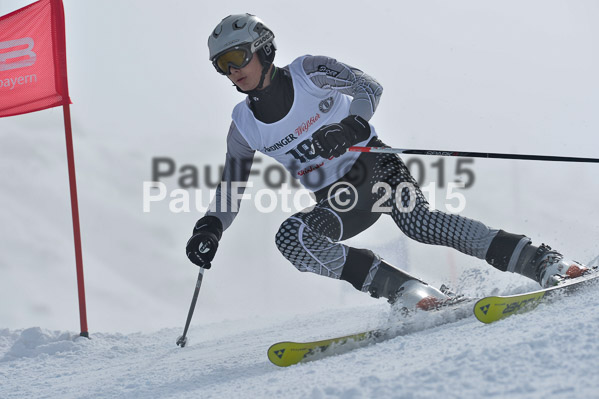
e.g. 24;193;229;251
366;259;450;311
393;280;452;311
532;245;589;288
485;230;591;288
514;243;589;288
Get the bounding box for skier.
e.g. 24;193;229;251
186;14;589;310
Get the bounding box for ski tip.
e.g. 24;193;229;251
267;341;306;367
473;297;498;324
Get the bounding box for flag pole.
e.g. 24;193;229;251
62;103;89;338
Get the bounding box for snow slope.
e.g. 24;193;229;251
2;281;599;399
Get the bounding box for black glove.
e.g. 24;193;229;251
312;115;371;159
186;216;223;269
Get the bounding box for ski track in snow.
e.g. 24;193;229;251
2;285;599;399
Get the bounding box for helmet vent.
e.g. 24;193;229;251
212;26;222;38
233;19;247;30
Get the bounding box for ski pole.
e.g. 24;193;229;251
176;266;206;348
348;146;599;163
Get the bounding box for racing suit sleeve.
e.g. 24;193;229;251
204;121;256;231
302;55;383;121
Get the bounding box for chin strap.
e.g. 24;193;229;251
235;63;274;94
235;45;276;93
255;59;273;90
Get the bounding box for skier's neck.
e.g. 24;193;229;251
247;66;294;124
246;65;277;96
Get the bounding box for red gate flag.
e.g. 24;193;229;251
0;0;71;117
0;0;88;337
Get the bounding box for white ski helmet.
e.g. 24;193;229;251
208;13;276;76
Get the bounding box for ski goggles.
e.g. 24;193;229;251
212;45;253;75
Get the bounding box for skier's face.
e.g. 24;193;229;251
227;53;270;91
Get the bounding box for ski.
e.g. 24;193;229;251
267;297;475;367
267;329;385;367
474;270;599;324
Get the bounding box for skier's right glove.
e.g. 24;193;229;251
312;115;371;159
186;216;223;269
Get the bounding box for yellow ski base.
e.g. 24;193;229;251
474;290;547;324
267;330;378;367
475;271;599;324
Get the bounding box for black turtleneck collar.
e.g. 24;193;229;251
246;66;294;124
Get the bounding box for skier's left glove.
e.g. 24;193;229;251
312;115;371;159
186;216;223;269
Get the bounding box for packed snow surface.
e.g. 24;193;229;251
2;279;599;398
